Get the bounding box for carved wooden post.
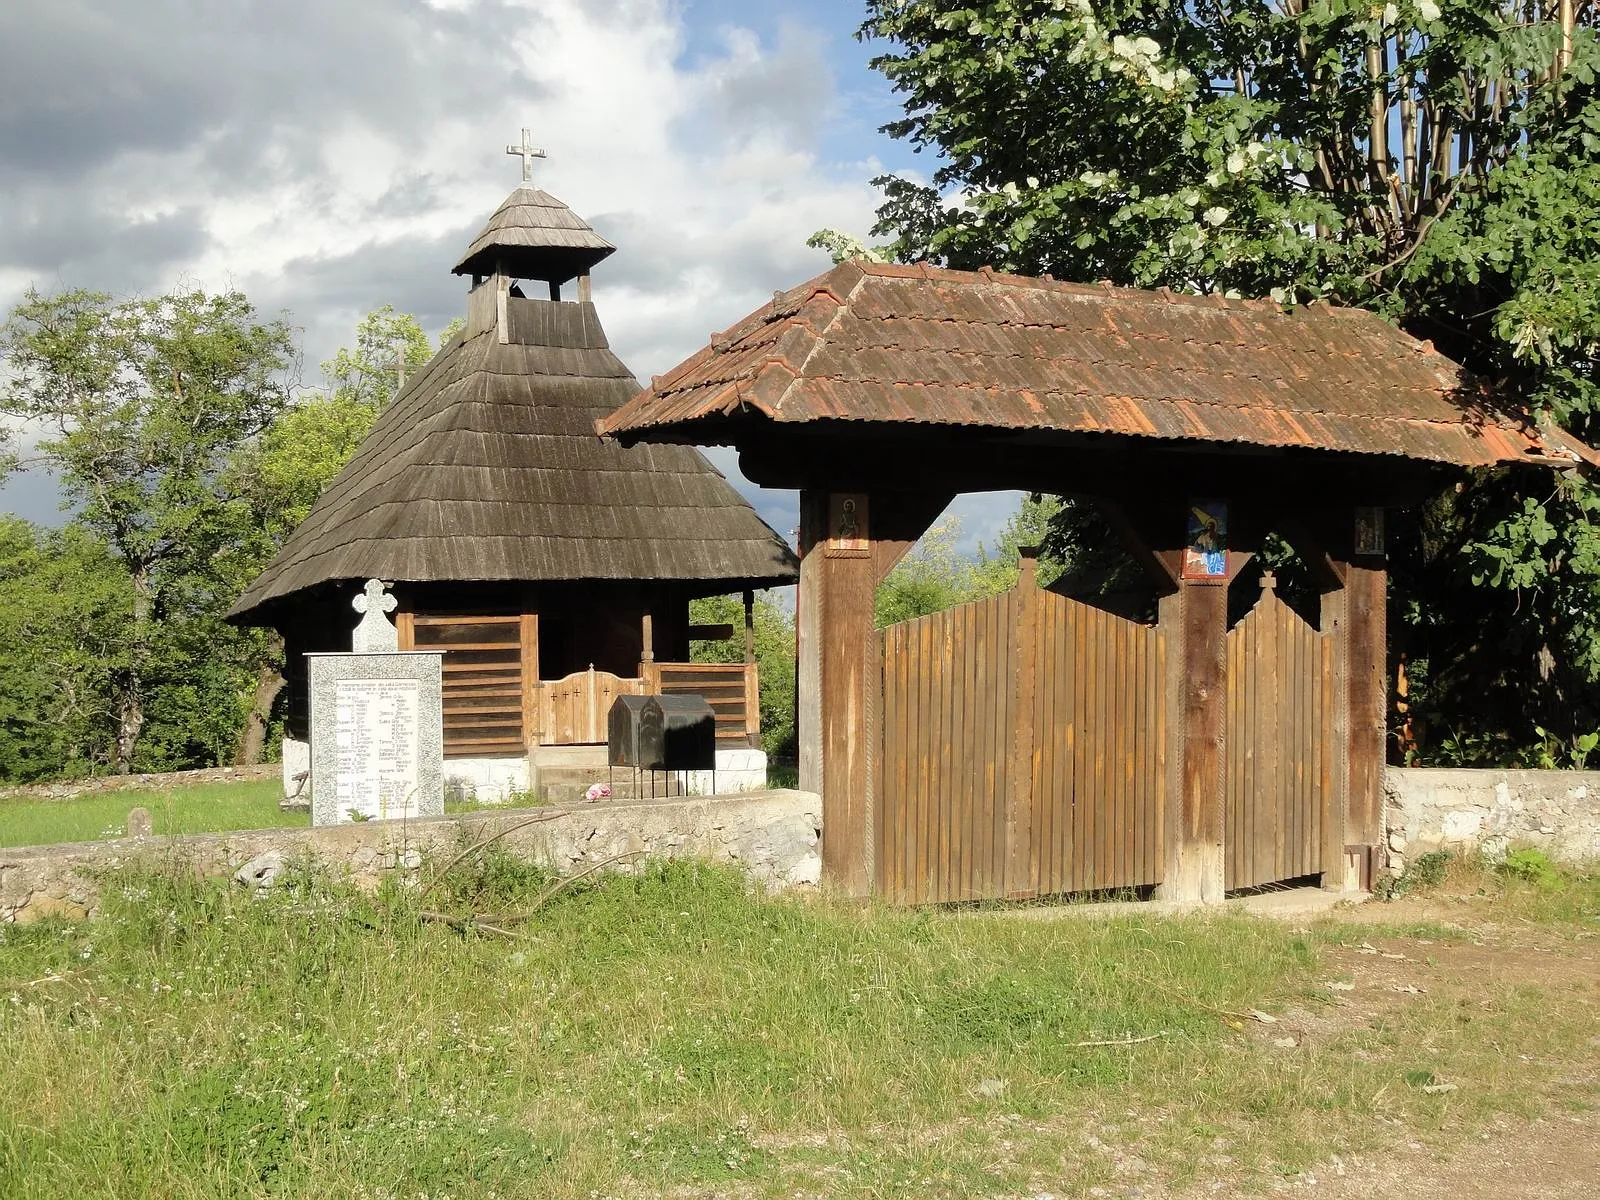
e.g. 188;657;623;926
796;492;825;799
798;488;946;896
1344;507;1388;888
1101;498;1227;904
1162;579;1228;902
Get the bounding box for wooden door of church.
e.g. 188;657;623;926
1223;579;1332;890
874;572;1167;905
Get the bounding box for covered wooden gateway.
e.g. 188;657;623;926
601;260;1596;902
230;174;797;774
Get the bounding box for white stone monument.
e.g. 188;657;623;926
306;580;444;827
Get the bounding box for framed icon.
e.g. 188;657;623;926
1182;499;1228;581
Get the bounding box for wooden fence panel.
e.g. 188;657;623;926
877;590;1015;904
877;584;1166;905
1224;584;1331;890
1030;593;1166;896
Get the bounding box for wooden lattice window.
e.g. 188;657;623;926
409;615;529;758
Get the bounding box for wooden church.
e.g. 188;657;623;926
229;143;797;796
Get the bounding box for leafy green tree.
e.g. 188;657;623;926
0;287;296;772
858;0;1600;763
0;518;132;780
875;498;1064;625
320;305;435;411
223;308;446;765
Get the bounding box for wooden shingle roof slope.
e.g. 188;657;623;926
229;294;797;622
599;259;1599;470
453;185;615;283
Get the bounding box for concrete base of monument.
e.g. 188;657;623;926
0;790;825;923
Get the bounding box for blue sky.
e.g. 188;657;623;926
0;0;1019;559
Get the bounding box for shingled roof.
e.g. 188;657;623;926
229;293;797;623
452;185;615;284
599;260;1598;470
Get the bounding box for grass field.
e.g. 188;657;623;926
0;850;1595;1198
0;780;305;849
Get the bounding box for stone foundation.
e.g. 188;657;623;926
444;756;531;803
448;747;769;805
0;790;822;924
1383;768;1600;872
685;747;769;795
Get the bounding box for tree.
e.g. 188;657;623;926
0;288;296;771
858;0;1600;764
319;305;435;411
0;519;132;780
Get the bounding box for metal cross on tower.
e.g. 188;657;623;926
506;128;546;184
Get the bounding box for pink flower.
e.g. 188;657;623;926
585;782;612;802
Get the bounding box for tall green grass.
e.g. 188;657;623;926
0;780;303;848
1;855;1594;1198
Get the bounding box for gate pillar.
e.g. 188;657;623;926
1158;580;1228;903
798;488;947;896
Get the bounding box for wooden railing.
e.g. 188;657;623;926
401;604;762;754
407;614;530;759
646;661;760;746
526;661;760;747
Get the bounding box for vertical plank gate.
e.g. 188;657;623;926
1224;579;1332;890
876;582;1167;905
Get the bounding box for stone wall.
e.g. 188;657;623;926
0;790;821;925
1384;768;1600;872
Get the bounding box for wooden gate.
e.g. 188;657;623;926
876;578;1167;905
1224;580;1332;890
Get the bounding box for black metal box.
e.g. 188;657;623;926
646;694;716;771
607;694;656;768
608;694;716;771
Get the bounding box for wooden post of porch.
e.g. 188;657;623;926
640;611;656;692
742;589;760;747
1007;549;1039;897
743;589;755;664
1287;507;1384;891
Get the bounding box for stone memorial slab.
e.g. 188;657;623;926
307;652;443;827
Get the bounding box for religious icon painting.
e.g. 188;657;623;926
826;492;870;557
1182;499;1228;581
1354;506;1385;557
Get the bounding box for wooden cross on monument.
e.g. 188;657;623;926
506;128;546;184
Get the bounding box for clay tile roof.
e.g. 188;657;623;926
598;260;1600;471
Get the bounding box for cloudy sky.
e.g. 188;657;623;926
0;0;1019;549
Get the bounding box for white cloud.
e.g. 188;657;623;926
0;0;881;374
0;0;889;525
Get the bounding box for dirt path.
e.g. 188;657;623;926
1285;1105;1600;1199
1197;900;1600;1199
